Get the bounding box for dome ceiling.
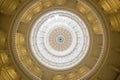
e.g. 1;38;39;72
12;0;107;80
30;10;90;70
0;0;120;80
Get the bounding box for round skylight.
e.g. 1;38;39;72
30;10;90;70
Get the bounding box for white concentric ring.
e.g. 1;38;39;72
30;10;90;70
